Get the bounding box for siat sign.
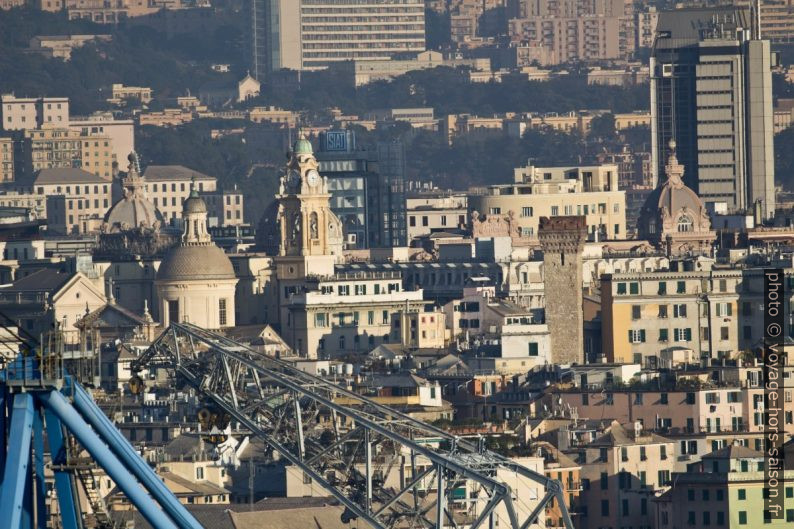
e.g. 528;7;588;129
323;130;353;152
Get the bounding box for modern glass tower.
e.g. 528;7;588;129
650;7;775;218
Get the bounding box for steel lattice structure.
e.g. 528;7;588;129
133;323;574;529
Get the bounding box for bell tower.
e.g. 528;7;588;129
275;134;343;279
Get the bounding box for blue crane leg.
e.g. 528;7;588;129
0;386;6;477
0;393;34;529
69;381;203;529
43;410;82;529
37;390;180;529
32;410;47;529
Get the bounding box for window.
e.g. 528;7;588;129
716;303;732;317
659;328;669;342
528;342;538;356
677;281;686;293
617;282;627;295
674;328;692;342
422;216;428;227
367;311;374;325
720;326;729;340
551;206;559;216
521;206;533;217
673;304;687;318
218;299;227;326
738;489;746;500
600;500;609;516
489;207;501;215
600;472;608;489
661;393;668;404
622;499;629;516
629;282;639;294
688;512;696;524
382;310;389;324
658;305;668;318
629;329;646;343
632;305;642;319
315;313;327;327
621;447;628;461
409;216;416;227
677;215;694;232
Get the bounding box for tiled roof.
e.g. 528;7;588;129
34;167;111;185
143;165;214;182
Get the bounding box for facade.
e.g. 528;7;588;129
574;421;675;529
406;193;468;241
250;0;425;79
16;127;116;180
69;113;135;163
202;188;245;227
601;263;794;364
108;83;153;105
0;95;69;131
656;444;794;528
468;163;626;241
0;136;12;182
142;165;217;221
32;167;112;233
650;7;775;217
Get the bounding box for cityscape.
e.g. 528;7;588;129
0;1;793;529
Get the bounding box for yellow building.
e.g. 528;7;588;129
468;163;626;240
20;128;115;180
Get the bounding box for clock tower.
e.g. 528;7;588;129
275;134;343;279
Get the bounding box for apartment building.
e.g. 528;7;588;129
553;382;779;438
508;16;625;65
0;95;69;131
406;193;468;240
656;444;794;528
601;263;793;363
573;421;675;529
141;165;217;221
250;0;425;77
0;137;12;182
468;163;625;241
69;112;135;163
16;128;115;180
32;168;112;233
279;271;428;358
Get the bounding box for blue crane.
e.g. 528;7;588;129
0;355;204;529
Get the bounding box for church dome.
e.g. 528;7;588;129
293;134;313;155
156;244;235;281
183;191;207;214
104;195;163;231
104;152;164;232
636;140;715;256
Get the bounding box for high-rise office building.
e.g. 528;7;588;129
314;130;407;249
650;7;775;218
250;0;426;80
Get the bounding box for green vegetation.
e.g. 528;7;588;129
254;66;651;117
0;7;242;114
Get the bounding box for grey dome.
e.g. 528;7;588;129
183;193;207;214
104;195;163;232
156;244;236;282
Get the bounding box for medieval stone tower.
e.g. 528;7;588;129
539;216;587;365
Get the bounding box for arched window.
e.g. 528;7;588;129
677;215;694;233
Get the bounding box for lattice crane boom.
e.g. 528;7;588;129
133;323;574;529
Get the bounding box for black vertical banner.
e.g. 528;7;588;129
763;269;785;520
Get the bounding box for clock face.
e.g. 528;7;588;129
288;170;301;188
307;169;321;187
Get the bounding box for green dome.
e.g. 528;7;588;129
293;136;313;155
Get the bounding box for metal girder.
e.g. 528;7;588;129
0;392;35;529
38;390;180;529
136;323;574;529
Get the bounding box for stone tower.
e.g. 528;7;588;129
275;134;344;279
539;216;587;365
